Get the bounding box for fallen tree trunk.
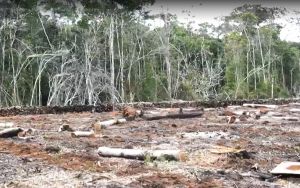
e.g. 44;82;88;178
141;111;203;121
260;116;299;122
243;104;278;109
71;130;95;138
289;103;300;106
0;122;14;129
93;118;126;130
97;147;182;161
0;128;23;138
290;108;300;113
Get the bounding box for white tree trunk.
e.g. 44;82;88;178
109;15;115;106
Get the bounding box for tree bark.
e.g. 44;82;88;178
109;15;115;107
141;111;203;121
243;103;278;109
71;130;95;138
97;147;182;161
0;127;23;138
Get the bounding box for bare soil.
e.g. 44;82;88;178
1;103;300;187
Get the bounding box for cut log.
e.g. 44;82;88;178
122;106;142;120
260;116;299;122
71;130;95;138
243;104;278;109
116;118;127;124
0;122;14;129
18;128;36;137
141;111;203;121
0;127;23;138
93;118;127;130
290;108;300;113
259;107;269;114
97;147;183;161
289;103;300;106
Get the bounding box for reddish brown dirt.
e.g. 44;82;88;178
0;140;108;172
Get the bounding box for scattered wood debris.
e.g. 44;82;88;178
227;116;236;123
17;128;36;140
45;145;61;153
58;124;74;132
240;171;274;181
209;146;245;154
181;131;239;140
222;110;237;116
97;147;184;161
1;101;300;187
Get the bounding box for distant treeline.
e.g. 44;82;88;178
0;1;299;107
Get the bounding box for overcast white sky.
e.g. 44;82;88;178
145;1;300;42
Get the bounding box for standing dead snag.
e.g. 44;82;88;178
97;147;184;161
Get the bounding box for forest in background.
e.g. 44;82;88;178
0;0;300;107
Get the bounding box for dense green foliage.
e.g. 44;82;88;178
0;1;299;106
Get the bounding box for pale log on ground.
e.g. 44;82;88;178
93;118;126;129
0;122;14;129
243;104;278;109
290;108;300;113
141;111;203;121
260;116;299;121
97;147;182;161
289;103;300;106
71;130;95;138
0;128;23;138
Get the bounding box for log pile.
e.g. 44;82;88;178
0;98;300;117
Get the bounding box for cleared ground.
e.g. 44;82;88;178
0;103;300;187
